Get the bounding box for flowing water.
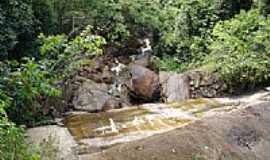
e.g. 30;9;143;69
63;98;225;154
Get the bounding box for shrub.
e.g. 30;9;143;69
39;25;106;78
0;0;35;59
3;58;60;126
0;25;106;159
0;90;40;160
157;56;190;73
207;9;270;90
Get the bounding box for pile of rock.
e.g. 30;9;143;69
187;70;227;98
65;64;227;113
47;52;227;114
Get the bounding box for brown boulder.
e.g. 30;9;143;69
128;64;160;100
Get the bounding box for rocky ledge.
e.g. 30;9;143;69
26;89;270;160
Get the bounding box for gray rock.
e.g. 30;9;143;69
73;80;111;112
131;52;151;67
159;72;190;102
26;125;78;160
84;102;270;160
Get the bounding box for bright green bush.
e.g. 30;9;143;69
0;26;106;159
0;121;40;160
207;9;270;90
0;90;40;160
3;58;60;125
157;56;189;73
2;26;105;126
39;25;106;78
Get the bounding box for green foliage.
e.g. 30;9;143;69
3;58;60;125
157;0;215;58
157;56;189;73
0;90;40;160
32;0;60;34
0;121;40;160
156;0;253;60
0;25;106;159
255;0;270;15
39;25;106;78
70;0;253;63
0;25;106;126
0;0;35;59
207;9;270;90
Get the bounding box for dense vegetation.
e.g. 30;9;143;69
1;0;270;159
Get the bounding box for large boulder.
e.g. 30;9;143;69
128;64;160;101
72;80;124;112
73;80;110;112
159;72;190;102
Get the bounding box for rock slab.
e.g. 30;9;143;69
26;125;78;160
159;72;190;102
82;101;270;160
73;80;111;112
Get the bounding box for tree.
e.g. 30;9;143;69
0;0;35;59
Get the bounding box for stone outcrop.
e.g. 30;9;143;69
46;54;228;114
187;70;226;98
27;89;270;160
159;72;190;102
81;101;270;160
73;80;110;112
158;70;226;102
128;64;160;101
72;79;126;112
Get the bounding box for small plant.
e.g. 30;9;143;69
192;155;206;160
157;56;189;73
38;135;59;160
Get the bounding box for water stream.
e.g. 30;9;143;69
64;98;225;154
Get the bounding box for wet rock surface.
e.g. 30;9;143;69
64;98;221;156
27;90;270;160
82;101;270;160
